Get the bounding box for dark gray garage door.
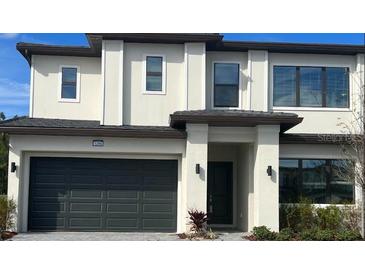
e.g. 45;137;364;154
28;157;177;232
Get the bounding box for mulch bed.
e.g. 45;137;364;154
1;231;17;241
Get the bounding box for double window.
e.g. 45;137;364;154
213;63;240;108
145;56;165;93
273;66;349;108
60;66;79;101
279;159;354;204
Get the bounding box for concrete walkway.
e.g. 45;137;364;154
11;231;248;241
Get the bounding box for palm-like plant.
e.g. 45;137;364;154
187;209;208;233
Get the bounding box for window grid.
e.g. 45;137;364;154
213;63;240;108
273;66;350;108
279;158;355;204
61;67;77;100
146;56;163;92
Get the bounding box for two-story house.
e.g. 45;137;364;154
1;33;364;233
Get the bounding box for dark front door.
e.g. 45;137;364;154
28;157;177;232
207;162;233;225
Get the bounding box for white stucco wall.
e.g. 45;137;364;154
123;43;185;126
31;55;102;121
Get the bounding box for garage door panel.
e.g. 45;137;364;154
32;188;67;199
70;189;103;199
106;189;139;200
107;203;139;213
30;217;66;229
69;218;102;229
106;218;139;230
32;202;66;213
34;174;65;185
29;157;177;232
143;190;175;200
70;175;103;185
106;175;140;185
69;202;103;213
142;203;175;214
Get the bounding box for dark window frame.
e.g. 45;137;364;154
279;158;355;204
61;67;78;100
213;62;240;108
273;65;350;108
146;56;163;92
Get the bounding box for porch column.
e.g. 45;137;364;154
253;125;280;231
184;124;208;223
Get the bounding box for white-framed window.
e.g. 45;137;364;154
58;65;80;102
142;54;166;94
212;62;241;109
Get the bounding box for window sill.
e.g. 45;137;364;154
273;106;351;112
58;98;80;103
212;106;241;110
142;90;166;95
280;203;355;207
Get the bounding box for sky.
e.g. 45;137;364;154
0;33;364;119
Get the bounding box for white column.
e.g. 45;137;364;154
7;139;21;232
247;50;269;111
182;124;208;231
184;43;206;110
253;125;280;231
102;40;124;125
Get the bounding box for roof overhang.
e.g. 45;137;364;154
207;41;365;55
280;133;362;144
170;110;303;132
0;118;187;139
16;34;365;66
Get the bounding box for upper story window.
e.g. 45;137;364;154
273;66;349;108
144;55;165;94
279;158;354;204
214;63;240;108
59;66;80;102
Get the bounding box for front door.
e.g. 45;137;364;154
207;162;233;225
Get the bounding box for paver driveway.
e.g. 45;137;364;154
10;231;247;241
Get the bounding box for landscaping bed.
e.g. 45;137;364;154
246;200;363;241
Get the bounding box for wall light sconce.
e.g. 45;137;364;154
11;162;17;173
195;164;200;174
266;165;272;176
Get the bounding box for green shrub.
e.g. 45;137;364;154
252;226;277;240
276;228;294;241
314;229;336;241
342;204;361;231
298;228;318;241
280;198;317;232
0;196;16;232
335;230;362;241
316;205;342;231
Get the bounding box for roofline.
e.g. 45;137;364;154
16;34;365;65
169;112;303;132
87;33;223;43
0;126;187;139
279;133;360;144
207;41;365;55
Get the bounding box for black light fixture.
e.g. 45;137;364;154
266;165;272;176
11;162;17;173
195;164;200;174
